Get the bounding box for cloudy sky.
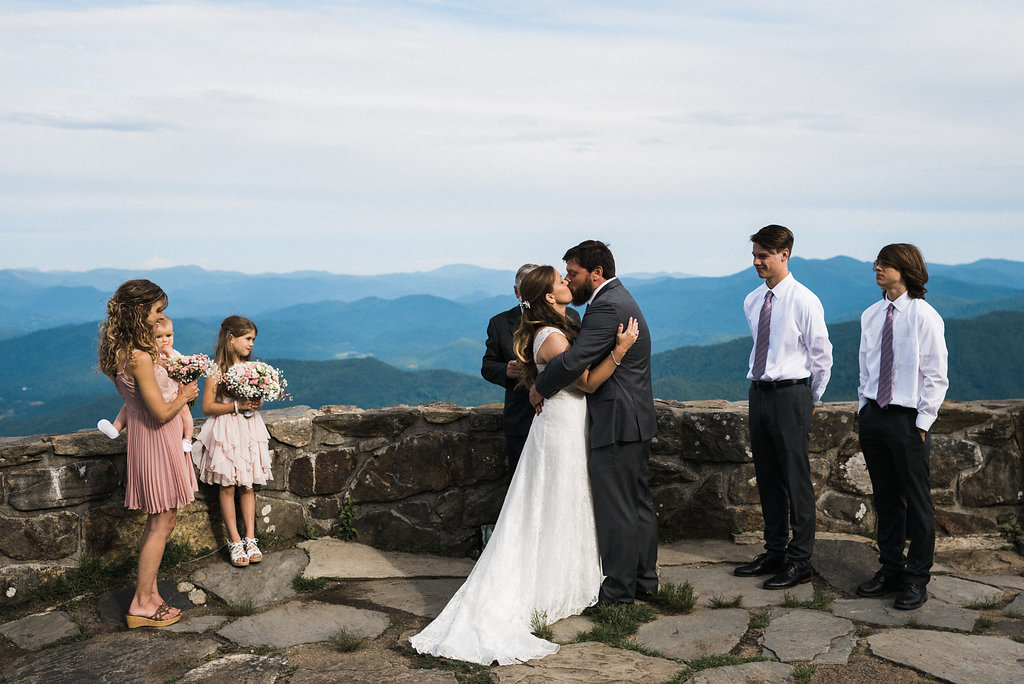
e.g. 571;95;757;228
2;0;1022;277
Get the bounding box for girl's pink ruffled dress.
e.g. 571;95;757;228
194;393;273;487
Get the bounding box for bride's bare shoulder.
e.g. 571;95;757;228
536;328;570;363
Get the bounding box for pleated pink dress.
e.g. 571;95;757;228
195;392;272;488
116;357;198;514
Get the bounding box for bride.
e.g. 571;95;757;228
410;265;639;666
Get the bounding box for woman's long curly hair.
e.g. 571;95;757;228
212;315;258;374
513;265;579;388
97;280;167;378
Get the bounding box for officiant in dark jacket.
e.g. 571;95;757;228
482;263;579;473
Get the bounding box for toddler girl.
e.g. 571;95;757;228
98;317;194;452
194;315;273;567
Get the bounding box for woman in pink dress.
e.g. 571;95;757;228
98;280;199;628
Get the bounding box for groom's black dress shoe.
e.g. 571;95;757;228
855;571;903;598
635;587;657;602
733;553;785;577
893;583;928;610
762;563;812;590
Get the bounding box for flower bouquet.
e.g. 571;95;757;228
221;361;290;417
162;353;218;406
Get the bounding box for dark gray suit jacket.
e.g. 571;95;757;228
534;279;656;449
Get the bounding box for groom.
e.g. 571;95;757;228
530;240;659;604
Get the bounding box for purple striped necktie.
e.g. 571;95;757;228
752;290;773;380
877;302;895;407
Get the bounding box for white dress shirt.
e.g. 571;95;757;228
587;276;617;305
744;273;833;404
858;292;949;431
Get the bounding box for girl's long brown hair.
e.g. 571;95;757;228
512;266;579;388
213;315;258;374
97;280;167;378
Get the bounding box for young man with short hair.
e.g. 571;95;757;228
735;225;833;589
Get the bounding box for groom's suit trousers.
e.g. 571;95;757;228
589;438;659;604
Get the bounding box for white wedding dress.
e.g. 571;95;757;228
410;327;601;666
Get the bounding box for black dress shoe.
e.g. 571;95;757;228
733;553;785;577
855;571;903;598
762;563;812;590
635;587;657;602
894;583;928;610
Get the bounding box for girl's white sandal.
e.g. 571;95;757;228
244;537;263;563
228;540;249;567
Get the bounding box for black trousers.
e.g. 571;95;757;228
589;439;659;603
504;432;529;474
748;381;815;568
859;400;934;584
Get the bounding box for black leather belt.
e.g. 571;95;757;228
868;399;916;414
751;377;810;391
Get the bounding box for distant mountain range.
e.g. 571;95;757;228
4;257;1024;353
3;309;1021;438
1;258;1022;437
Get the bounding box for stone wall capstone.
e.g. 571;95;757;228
0;399;1021;603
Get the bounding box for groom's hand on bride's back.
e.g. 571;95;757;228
529;384;544;414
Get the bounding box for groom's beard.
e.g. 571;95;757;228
570;279;593;306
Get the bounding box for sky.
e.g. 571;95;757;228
2;0;1022;277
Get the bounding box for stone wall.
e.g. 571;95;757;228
1;399;1022;603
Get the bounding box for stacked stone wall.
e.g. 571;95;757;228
1;399;1021;602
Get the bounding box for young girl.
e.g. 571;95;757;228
194;315;273;567
98;317;194;452
98;279;199;628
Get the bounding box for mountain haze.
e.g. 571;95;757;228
1;258;1023;437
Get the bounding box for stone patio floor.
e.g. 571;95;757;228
3;532;1024;683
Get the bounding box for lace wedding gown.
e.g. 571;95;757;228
410;327;601;666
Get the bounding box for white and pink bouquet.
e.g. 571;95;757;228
221;361;291;404
162;353;218;406
163;353;218;385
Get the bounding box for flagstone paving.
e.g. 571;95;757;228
3;535;1024;683
833;596;981;631
548;614;594;643
1003;591;1024;616
355;577;466;619
928;574;1005;606
759;608;855;663
300;539;476;580
636;608;749;660
686;661;795;683
0;610;79;651
191;547;309;607
493;642;685;683
217;600;391;648
868;630;1024;684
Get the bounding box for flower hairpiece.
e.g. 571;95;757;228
520;299;531;309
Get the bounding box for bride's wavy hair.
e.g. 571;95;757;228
513;266;579;389
97;279;168;378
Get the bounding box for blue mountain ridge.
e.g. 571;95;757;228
2;257;1022;437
